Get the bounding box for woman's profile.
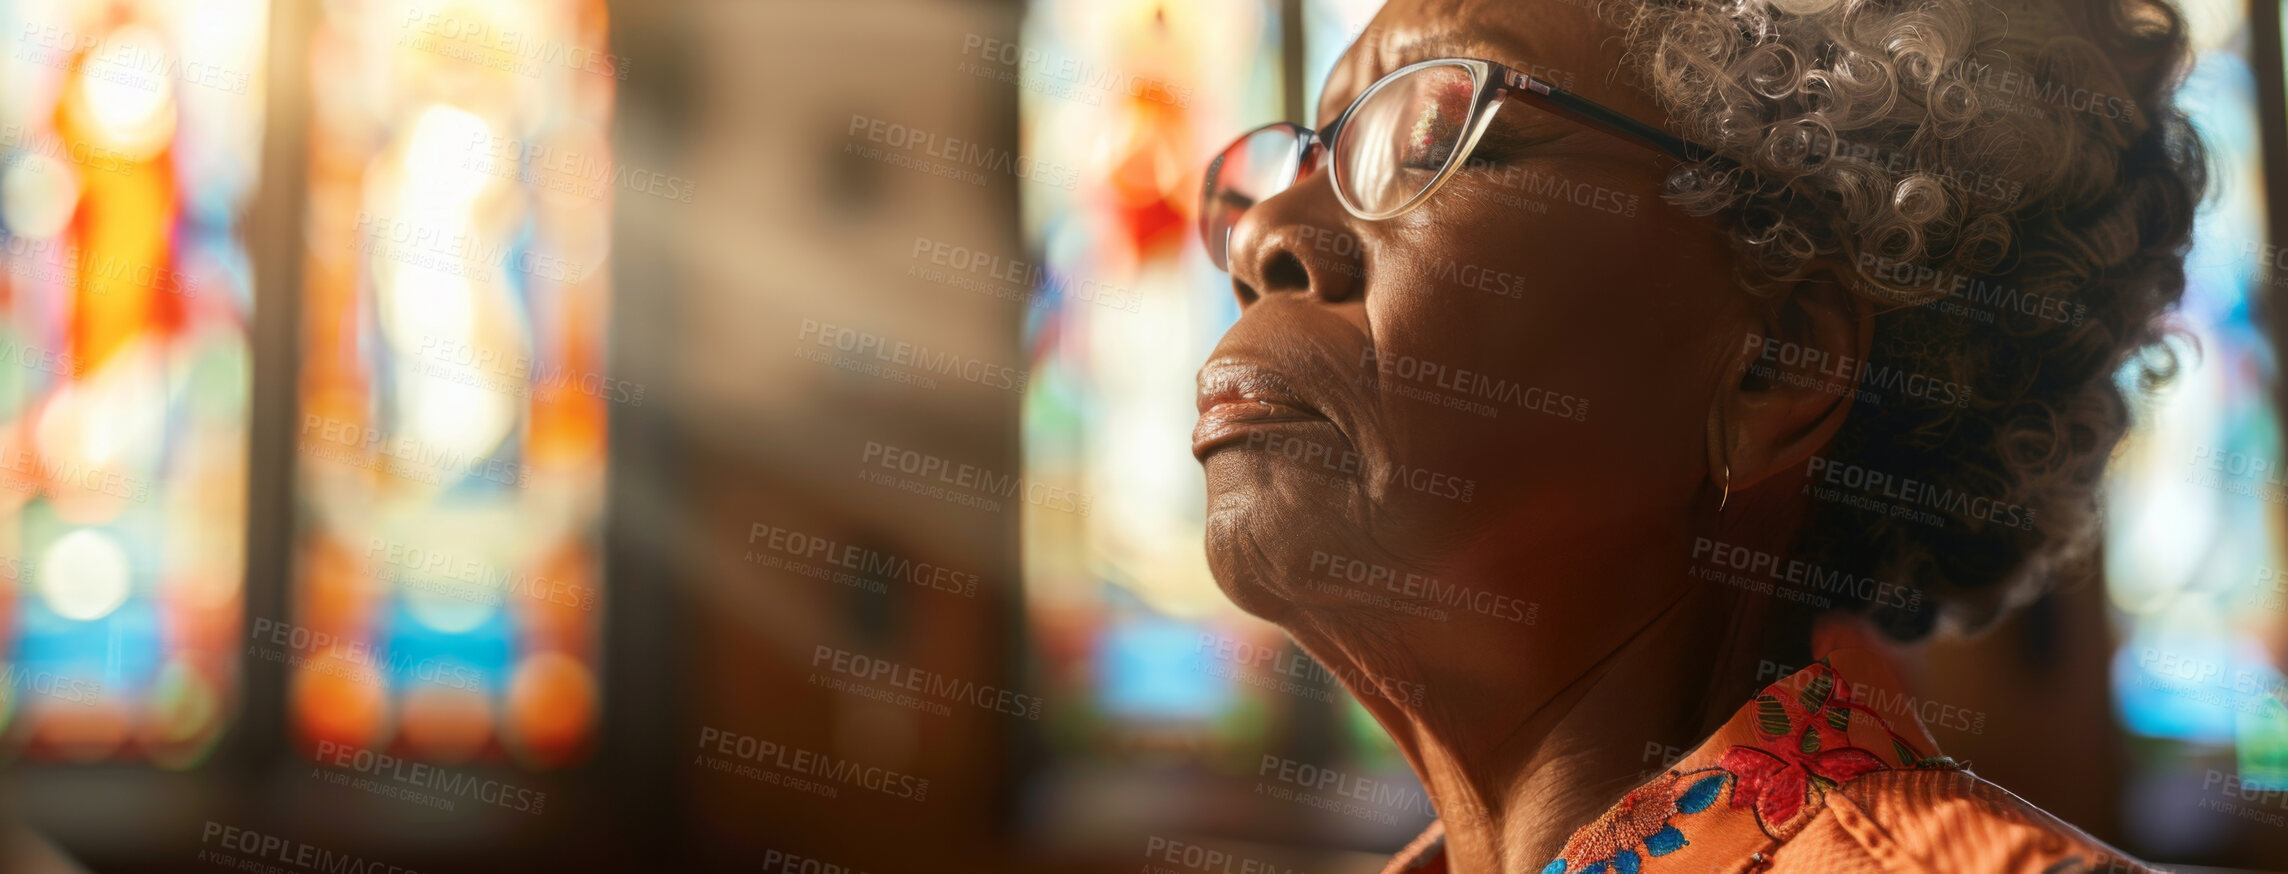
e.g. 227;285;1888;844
1191;0;2201;870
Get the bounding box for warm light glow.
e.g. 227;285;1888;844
293;657;392;749
506;651;595;767
35;698;131;762
399;104;495;214
400;682;494;764
372;104;518;468
37;528;132;621
35;342;164;470
74;24;179;160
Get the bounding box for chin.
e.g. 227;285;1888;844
1200;460;1357;626
1200;496;1281;622
1204;541;1298;625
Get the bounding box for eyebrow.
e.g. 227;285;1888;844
1365;32;1479;79
1322;31;1481;121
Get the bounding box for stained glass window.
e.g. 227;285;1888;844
0;0;268;765
2100;0;2288;853
1018;0;1415;842
289;0;613;769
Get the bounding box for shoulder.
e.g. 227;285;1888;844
1803;768;2161;874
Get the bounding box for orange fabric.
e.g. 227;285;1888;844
1378;650;2154;874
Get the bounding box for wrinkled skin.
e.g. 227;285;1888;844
1193;0;1872;868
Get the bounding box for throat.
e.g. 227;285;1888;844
1382;580;1780;874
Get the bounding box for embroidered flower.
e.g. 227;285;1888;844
1541;772;1726;874
1717;664;1907;832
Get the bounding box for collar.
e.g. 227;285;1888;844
1379;646;1961;874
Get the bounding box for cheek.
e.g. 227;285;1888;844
1358;291;1598;512
1361;231;1724;513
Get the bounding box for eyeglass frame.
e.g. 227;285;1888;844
1202;57;1725;266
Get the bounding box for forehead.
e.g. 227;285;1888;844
1316;0;1649;126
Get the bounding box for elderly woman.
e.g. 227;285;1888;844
1191;0;2201;870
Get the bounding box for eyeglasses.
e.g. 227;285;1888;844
1199;57;1716;271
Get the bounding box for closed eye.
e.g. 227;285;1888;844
1460;103;1576;166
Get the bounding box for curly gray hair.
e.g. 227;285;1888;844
1603;0;2207;638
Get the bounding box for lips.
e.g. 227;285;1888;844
1192;359;1333;458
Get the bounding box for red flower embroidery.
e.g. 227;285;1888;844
1719;742;1888;825
1717;665;1895;830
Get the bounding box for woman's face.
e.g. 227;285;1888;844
1195;0;1750;625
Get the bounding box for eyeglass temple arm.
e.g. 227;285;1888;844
1504;71;1719;165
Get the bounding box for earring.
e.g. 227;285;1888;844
1717;464;1731;513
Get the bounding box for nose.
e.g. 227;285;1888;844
1223;164;1365;309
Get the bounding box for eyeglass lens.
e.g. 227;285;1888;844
1200;62;1481;270
1201;125;1305;270
1333;62;1477;217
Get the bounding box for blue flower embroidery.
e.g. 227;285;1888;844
1540;773;1726;874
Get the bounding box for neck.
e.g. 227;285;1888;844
1283;531;1796;874
1446;581;1768;872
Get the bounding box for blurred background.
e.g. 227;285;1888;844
0;0;2283;871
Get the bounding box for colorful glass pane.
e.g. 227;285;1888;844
290;0;613;769
0;0;268;766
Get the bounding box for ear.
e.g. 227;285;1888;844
1706;264;1874;493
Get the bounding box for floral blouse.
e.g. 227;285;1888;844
1379;650;2157;874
